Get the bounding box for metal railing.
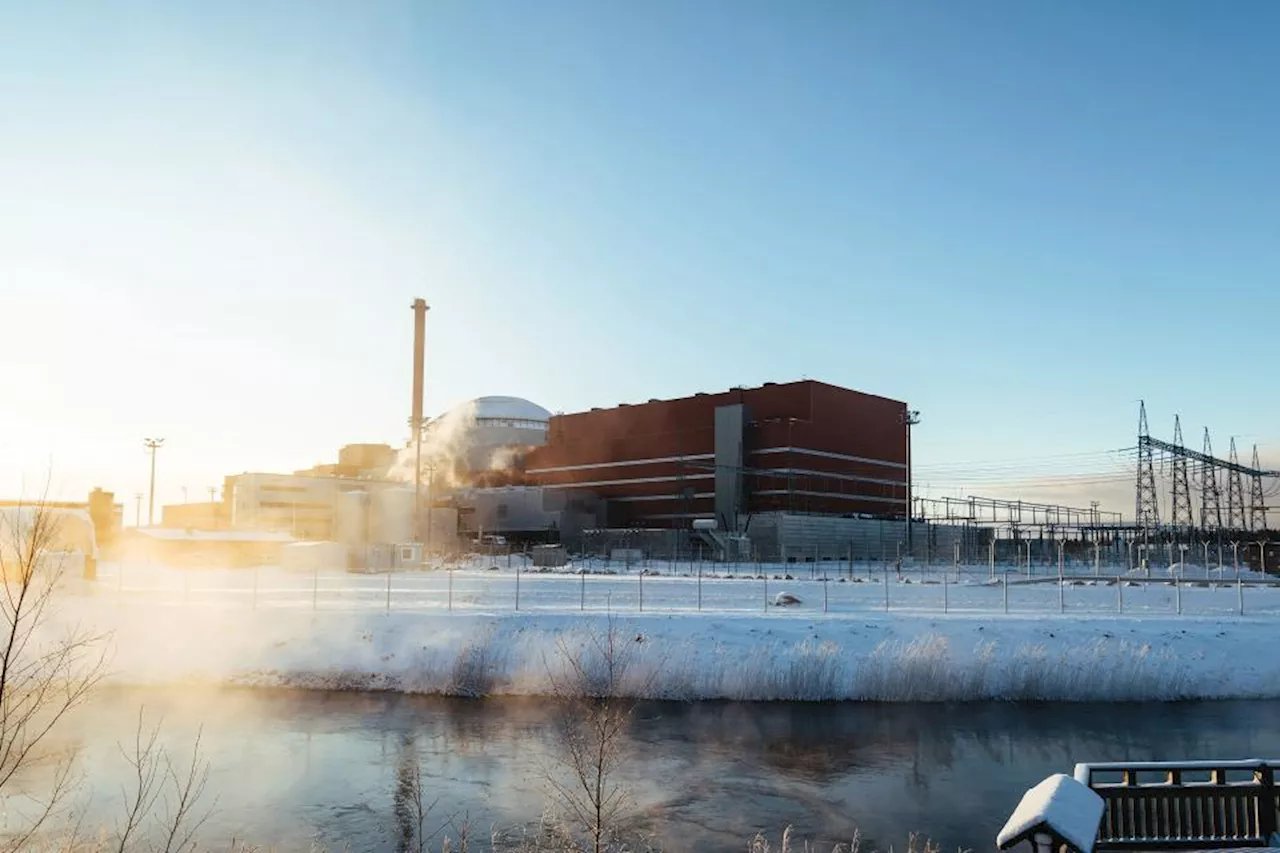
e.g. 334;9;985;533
1074;760;1280;849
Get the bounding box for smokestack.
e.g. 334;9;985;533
411;298;428;433
411;298;429;546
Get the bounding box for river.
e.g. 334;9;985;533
37;689;1280;852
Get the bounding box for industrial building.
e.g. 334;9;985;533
141;296;926;566
524;380;910;527
0;489;122;551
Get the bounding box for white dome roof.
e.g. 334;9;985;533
466;396;552;424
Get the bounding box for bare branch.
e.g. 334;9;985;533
114;709;164;853
156;726;215;853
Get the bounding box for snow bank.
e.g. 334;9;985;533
44;593;1280;702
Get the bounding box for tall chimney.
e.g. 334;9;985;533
411;298;429;546
411;298;428;434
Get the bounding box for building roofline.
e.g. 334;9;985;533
556;379;907;417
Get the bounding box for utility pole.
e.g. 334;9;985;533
1227;437;1247;531
1251;445;1268;531
1200;428;1223;532
903;407;920;556
425;463;435;559
1135;402;1160;544
143;438;165;527
1171;416;1194;533
133;493;143;528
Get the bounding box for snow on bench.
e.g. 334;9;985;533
998;774;1105;853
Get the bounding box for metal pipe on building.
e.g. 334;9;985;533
903;408;920;554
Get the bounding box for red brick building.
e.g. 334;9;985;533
523;380;910;529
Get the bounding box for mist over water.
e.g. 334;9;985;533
45;689;1280;853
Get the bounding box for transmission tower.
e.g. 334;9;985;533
1199;428;1223;531
1170;416;1194;532
1251;444;1268;531
1227;437;1247;531
1135;402;1160;536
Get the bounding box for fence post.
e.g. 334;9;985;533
989;539;995;580
943;575;948;614
1003;574;1009;614
580;570;586;611
763;575;768;612
1238;576;1244;615
1058;577;1065;613
1175;577;1182;615
1094;542;1100;577
697;562;702;611
823;575;829;613
1057;541;1064;579
1117;576;1123;613
515;563;521;611
1259;766;1277;839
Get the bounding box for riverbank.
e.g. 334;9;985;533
55;688;1280;853
51;595;1279;701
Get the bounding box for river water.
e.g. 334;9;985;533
45;689;1280;853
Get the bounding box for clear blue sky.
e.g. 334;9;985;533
3;0;1279;514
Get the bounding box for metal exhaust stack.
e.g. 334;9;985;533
411;298;429;544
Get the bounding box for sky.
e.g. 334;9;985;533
3;0;1280;518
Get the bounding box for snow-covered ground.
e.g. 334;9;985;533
95;558;1280;619
42;559;1280;702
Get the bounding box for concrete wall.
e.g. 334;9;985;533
745;512;989;562
457;487;559;535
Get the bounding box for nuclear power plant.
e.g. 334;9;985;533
146;297;941;568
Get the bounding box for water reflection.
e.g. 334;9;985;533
51;689;1280;853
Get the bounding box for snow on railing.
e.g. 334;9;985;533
1002;760;1280;852
998;774;1105;853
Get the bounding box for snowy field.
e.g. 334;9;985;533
37;557;1280;703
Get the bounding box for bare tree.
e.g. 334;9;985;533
0;495;109;850
0;493;212;852
541;617;655;853
112;710;214;853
